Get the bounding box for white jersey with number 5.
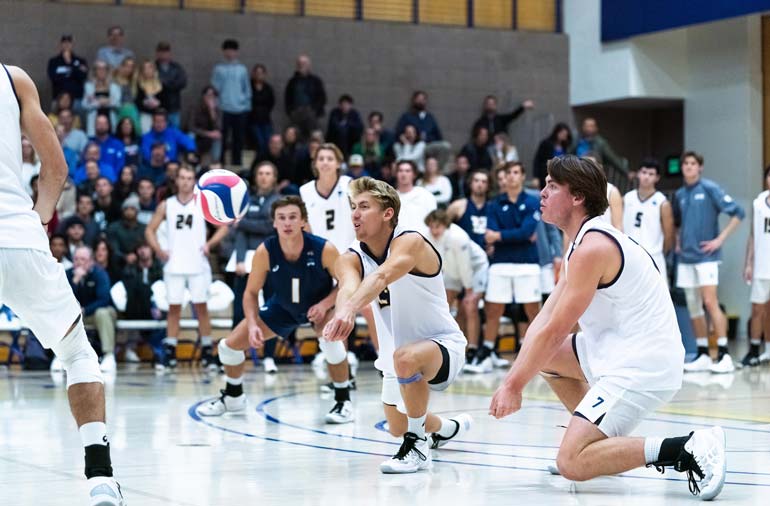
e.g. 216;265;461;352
753;190;770;280
300;175;354;252
0;65;49;253
165;195;208;274
622;190;665;256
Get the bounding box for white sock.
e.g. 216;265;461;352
483;341;495;350
407;414;427;439
644;437;663;464
226;375;243;386
80;422;108;447
751;338;761;345
200;336;213;347
436;416;459;438
164;337;178;346
696;337;708;348
333;380;350;389
717;336;728;347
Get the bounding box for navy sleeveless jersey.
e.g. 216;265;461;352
263;232;333;317
457;199;488;249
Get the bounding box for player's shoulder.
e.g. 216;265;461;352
299;180;314;196
698;177;722;192
755;190;769;204
623;189;636;202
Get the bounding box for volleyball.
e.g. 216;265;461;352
195;169;249;225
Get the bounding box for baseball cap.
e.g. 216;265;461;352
349;154;364;167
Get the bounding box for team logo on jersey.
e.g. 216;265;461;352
307;260;316;267
272;265;280;272
377;288;391;309
519;203;526;211
502;205;509;212
694;193;705;200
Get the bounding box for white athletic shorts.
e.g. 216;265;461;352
427;337;466;391
0;249;81;348
164;269;212;305
572;332;677;438
444;263;488;294
486;263;542;304
676;261;719;289
751;278;770;304
381;372;407;414
540;263;555;295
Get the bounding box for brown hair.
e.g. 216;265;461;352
505;161;525;175
271;195;308;221
349;176;400;228
546;155;609;218
680;150;703;166
312;142;344;178
424;209;452;227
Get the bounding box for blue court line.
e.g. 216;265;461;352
188;397;770;489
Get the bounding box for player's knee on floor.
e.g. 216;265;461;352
555;450;591;482
319;339;347;365
218;339;245;366
51;320;103;388
684;288;705;318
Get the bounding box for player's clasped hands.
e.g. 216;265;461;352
488;385;523;419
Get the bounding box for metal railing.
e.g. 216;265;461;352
52;0;562;32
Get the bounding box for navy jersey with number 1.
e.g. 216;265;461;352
258;232;334;337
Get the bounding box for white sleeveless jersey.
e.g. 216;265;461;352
164;195;209;274
753;190;770;280
349;227;466;354
300;175;354;252
599;183;617;226
565;216;683;391
434;224;488;283
397;186;437;236
622;190;665;255
0;66;49;253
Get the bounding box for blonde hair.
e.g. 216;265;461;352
137;60;162;96
349;177;400;228
312;142;343;178
113;57;137;96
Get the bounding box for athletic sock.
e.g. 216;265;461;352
483;341;495;350
717;337;728;360
200;335;213;347
163;337;178;347
81;422;112;479
750;340;761;356
653;434;692;466
696;337;708;357
644;436;664;464
407;414;427;439
225;375;243;397
333;381;350;402
436;416;460;439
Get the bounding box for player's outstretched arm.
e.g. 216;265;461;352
244;244;270;347
322;252;364;340
145;200;168;262
9;66;67;225
490;235;611;419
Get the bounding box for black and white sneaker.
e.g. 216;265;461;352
739;351;760;368
430;414;473;449
380;432;432;474
320;380;357;393
200;346;218;371
324;400;354;424
162;344;177;371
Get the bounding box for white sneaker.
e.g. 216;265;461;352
347;351;359;378
759;350;770;363
87;476;126;505
491;351;510;368
123;348;140;363
50;356;64;372
684;427;726;501
464;356;493;374
709;354;735;374
324;400;354;424
99;354;117;373
312;352;326;370
380;433;432;474
430;413;473;449
197;391;246;416
263;357;278;374
684;353;712;373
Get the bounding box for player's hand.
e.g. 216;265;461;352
700;237;723;254
522;99;535;109
307;301;329;324
202;243;211;257
323;309;355;342
529;232;537;243
489;385;522;419
32;203;54;226
158;250;170;263
485;230;501;245
248;323;265;349
744;264;753;283
235;262;247;276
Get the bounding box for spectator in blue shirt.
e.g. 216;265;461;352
140;109;195;163
67;246;118;372
466;162;542;374
90;114;125;172
525;186;563;298
211;39;251;166
674;151;745;375
138;142;169;187
73;143;116;184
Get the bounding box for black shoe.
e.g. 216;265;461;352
740;351;760;368
200;345;218;370
163;344;177;369
465;347;478;363
471;345;491;366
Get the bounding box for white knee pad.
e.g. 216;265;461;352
51;319;103;388
218;339;245;366
319;339;347;365
684;287;705;318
